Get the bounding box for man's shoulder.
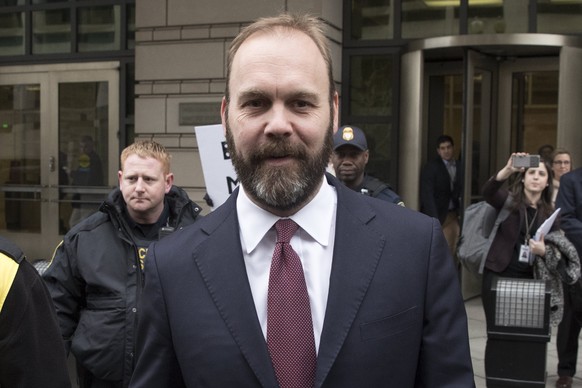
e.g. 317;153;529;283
419;158;439;176
155;195;237;250
0;240;32;316
65;211;113;238
340;180;424;224
347;194;435;244
424;157;445;169
563;168;582;183
361;175;404;205
362;174;386;185
167;186;203;223
362;175;389;191
0;237;24;264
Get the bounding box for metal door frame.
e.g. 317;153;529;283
0;62;119;260
400;33;582;210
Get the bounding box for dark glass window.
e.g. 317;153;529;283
78;6;120;52
0;12;24;56
537;0;582;34
127;4;135;49
468;0;528;34
0;1;134;57
343;52;398;187
402;0;459;38
32;9;71;54
351;0;393;40
349;55;393;116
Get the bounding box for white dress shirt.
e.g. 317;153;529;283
236;177;337;352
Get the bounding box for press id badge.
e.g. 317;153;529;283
519;244;531;264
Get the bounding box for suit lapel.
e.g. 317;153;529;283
315;178;387;387
194;179;387;387
193;192;278;387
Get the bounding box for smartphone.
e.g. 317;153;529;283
512;154;541;168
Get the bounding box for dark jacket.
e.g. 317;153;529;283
556;168;582;258
420;157;462;224
556;168;582;319
0;236;71;388
44;186;201;387
482;176;556;273
357;175;404;206
129;174;474;387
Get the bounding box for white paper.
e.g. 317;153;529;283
194;124;238;210
533;207;560;241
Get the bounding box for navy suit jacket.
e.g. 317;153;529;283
130;174;474;387
420;157;462;224
556;168;582;256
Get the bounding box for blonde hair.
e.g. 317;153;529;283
120;140;171;174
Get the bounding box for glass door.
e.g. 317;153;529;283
0;74;46;237
423;55;495;205
55;75;116;234
461;50;497;300
463;49;497;206
496;57;559;169
0;63;119;261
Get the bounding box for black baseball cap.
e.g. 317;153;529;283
333;125;368;151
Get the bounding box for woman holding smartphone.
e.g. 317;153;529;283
480;153;580;382
481;153;554;286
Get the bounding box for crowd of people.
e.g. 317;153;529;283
1;11;581;388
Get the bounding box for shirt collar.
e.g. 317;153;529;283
125;199;169;239
236;177;336;254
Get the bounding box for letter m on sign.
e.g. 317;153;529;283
227;176;239;194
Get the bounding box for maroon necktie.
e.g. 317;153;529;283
267;219;316;388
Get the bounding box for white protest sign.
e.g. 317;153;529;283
194;124;238;210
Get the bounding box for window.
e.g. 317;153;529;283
0;0;135;57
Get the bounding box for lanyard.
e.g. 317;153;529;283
524;207;538;244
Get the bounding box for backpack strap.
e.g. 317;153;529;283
478;195;513;273
497;195;513;224
362;176;390;198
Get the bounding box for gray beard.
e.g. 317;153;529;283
225;123;334;212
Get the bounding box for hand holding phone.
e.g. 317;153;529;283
512;154;540;168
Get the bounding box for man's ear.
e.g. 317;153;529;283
221;96;228;136
331;92;339;135
165;173;174;193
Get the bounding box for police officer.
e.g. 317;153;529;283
331;125;404;206
44;140;202;388
0;236;71;388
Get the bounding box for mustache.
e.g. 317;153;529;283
249;138;307;162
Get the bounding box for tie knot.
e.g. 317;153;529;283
275;219;299;244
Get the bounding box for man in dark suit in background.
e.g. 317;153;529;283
555;167;582;388
130;13;474;388
420;135;463;259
